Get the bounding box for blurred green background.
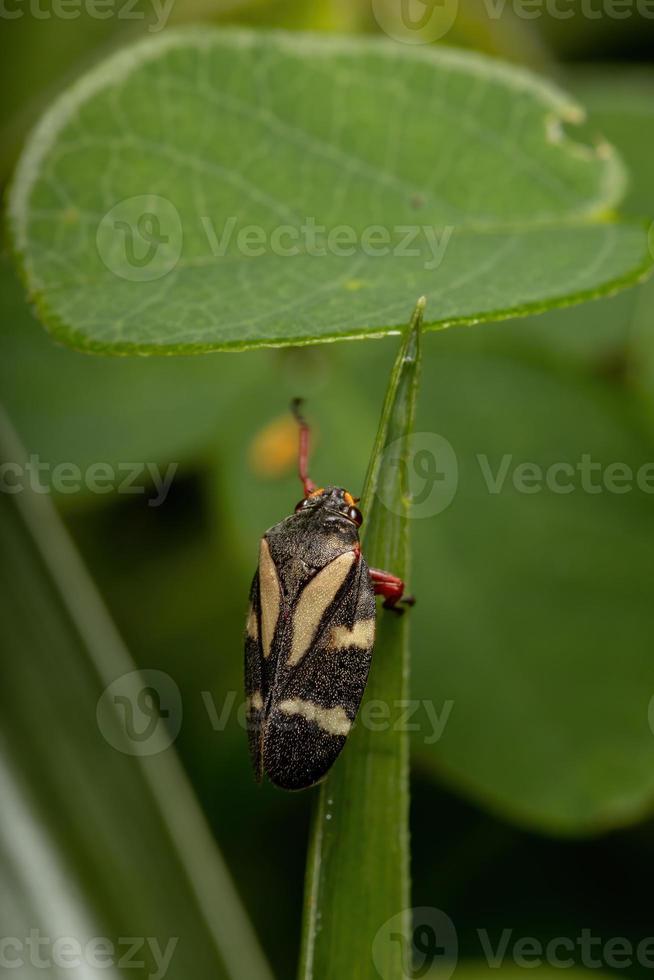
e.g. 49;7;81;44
2;2;654;979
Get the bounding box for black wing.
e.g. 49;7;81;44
243;567;265;782
262;551;376;790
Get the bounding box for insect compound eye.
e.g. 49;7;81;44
295;498;311;513
347;506;363;527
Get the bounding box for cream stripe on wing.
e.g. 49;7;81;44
245;603;258;641
247;691;264;712
288;551;355;666
328;618;375;651
258;538;281;658
278;699;352;736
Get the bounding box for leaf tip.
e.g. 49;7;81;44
408;296;426;344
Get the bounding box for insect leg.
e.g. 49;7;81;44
369;567;415;612
291;397;316;496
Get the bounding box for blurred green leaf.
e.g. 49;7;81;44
238;0;550;67
0;254;268;484
570;68;654;218
632;278;654;431
568;69;654;431
0;410;273;980
533;8;654;64
431;966;624;980
63;475;309;976
569;69;654;432
299;301;422;980
410;342;654;835
8;28;651;354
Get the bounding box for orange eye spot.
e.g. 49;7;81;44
308;487;325;498
343;491;355;507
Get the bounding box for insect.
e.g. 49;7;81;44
244;399;413;791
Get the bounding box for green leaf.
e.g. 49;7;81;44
0;253;269;483
409;344;654;835
8;28;652;354
0;410;273;980
445;65;654;376
569;67;654;218
568;67;654;431
429;966;620;980
401;63;654;835
299;300;422;979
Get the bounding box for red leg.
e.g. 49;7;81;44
291;398;316;496
369;568;415;612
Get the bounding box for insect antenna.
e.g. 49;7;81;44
291;397;316;495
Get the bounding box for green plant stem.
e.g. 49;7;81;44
298;298;424;980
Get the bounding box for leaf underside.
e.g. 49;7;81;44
8;28;653;354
